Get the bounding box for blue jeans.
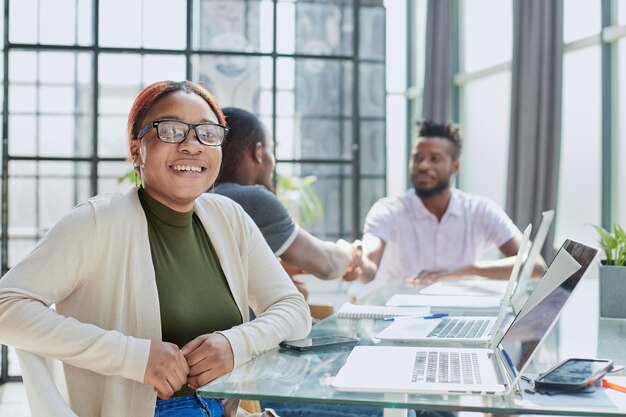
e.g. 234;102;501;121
154;394;223;417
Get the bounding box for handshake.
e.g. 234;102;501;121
337;238;363;282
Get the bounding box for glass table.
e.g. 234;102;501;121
198;276;626;416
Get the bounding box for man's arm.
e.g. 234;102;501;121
357;234;386;283
413;235;547;283
469;235;547;279
280;228;354;280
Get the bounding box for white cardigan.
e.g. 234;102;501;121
0;188;311;417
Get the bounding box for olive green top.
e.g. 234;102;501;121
138;188;242;396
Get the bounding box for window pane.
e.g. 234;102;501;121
460;71;511;208
9;51;37;82
99;0;140;47
9;0;92;45
462;0;512;72
563;0;601;43
8;51;94;158
386;94;407;196
99;54;141;117
360;6;385;60
360;121;385;175
295;59;353;117
142;55;187;85
615;39;626;226
99;54;184;119
194;0;273;53
144;0;186;49
99;161;136;195
8;347;20;376
360;177;385;229
100;0;186;49
98;116;129;158
360;63;385;117
8;161;90;267
276;162;352;240
0;0;4;46
620;1;626;25
277;1;353;56
386;0;407;94
415;0;427;93
193;55;273;113
555;46;601;246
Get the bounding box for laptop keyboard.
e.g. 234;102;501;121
412;351;481;384
427;318;490;339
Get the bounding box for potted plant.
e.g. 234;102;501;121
592;223;626;318
276;175;323;228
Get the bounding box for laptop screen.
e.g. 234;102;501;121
497;239;597;378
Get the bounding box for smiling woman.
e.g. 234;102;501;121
128;82;227;212
0;80;311;417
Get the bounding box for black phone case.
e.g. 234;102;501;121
534;358;613;391
279;337;358;352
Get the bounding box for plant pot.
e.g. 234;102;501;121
599;264;626;318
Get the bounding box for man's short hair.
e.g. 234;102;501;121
218;107;266;183
417;120;463;161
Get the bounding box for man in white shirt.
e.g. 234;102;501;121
357;120;546;288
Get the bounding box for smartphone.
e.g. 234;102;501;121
279;336;358;352
534;358;613;390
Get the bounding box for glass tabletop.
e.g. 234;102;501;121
198;277;626;415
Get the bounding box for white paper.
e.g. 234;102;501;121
419;277;509;297
335;302;430;319
386;293;502;308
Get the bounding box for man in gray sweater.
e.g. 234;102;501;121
214;107;362;298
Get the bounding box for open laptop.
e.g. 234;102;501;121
376;224;533;344
510;210;555;313
377;211;556;344
332;240;596;395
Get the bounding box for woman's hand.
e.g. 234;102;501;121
181;333;234;390
144;341;190;399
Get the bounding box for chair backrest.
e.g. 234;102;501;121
308;303;335;320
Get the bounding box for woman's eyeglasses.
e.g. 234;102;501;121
138;120;228;147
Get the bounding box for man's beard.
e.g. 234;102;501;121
414;176;450;199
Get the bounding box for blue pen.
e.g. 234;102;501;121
501;348;517;376
383;313;448;322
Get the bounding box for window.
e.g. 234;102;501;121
457;0;512;208
554;46;602;245
462;0;512;73
615;38;626;226
459;71;511;207
563;0;600;43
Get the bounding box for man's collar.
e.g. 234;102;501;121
446;188;462;217
409;188;462;219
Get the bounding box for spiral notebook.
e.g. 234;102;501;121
335;302;429;319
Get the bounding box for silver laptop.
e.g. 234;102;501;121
376;224;533;344
332;240;596;395
510;210;555;313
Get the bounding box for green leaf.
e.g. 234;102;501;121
592;224;618;249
